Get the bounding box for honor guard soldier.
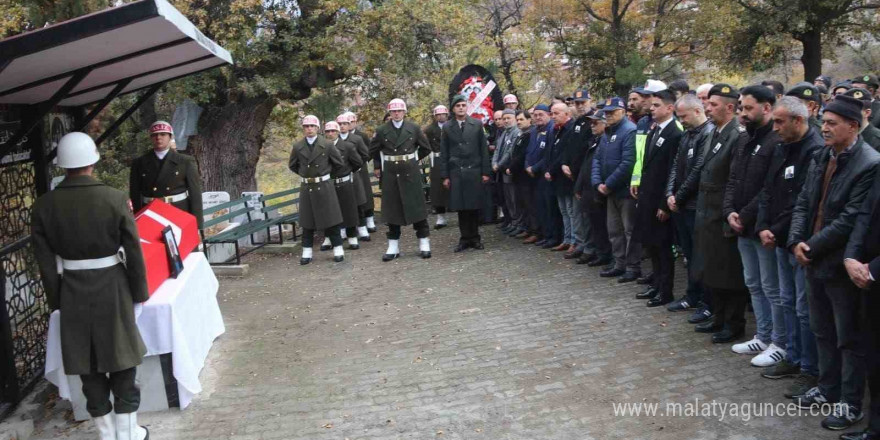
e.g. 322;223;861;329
130;121;203;228
32;133;151;440
323;121;365;250
842;88;880;150
369;98;433;261
345;110;378;232
338;113;374;241
424;105;451;229
288;115;347;265
503;94;519;110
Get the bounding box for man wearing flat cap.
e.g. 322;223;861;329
130;121;204;228
788;94;880;431
843;88;880;150
692;84;750;344
438;94;491;251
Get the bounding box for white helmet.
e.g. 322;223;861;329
387;99;407;111
301;115;320;126
324;121;340;131
433;105;449;115
336;114;351;124
56;132;100;169
503;94;518;105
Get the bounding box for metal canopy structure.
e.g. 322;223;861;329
0;0;232;416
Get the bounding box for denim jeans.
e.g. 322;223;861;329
557;194;583;248
738;237;783;346
777;248;818;375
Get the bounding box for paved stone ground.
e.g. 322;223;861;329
26;216;852;439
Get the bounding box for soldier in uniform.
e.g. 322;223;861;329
424;105;451;229
503;94;519;110
288;115;347;265
338;113;373;241
851;74;880;129
344;111;378;232
842;88;880;150
369;99;433;261
785;83;824;132
438;94;491;251
130;121;203;229
32;133;150;440
692;84;751;344
323;121;364;250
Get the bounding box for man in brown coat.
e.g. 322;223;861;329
288;115;347;265
32;132;150;440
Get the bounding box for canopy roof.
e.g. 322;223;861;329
0;0;233;107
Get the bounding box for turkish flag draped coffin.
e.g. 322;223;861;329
135;200;199;295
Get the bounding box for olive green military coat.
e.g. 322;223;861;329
288;136;346;230
130;149;204;228
369;120;432;225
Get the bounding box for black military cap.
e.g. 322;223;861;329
825;95;865;125
853;74;879;89
832;82;853;95
708;83;739;99
814;75;832;88
786;83;821;103
843;88;873;106
741;84;776;104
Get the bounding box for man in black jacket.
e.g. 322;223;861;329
724;86;785;364
574;110;613;267
756;97;824;394
665;95;714;322
561;91;595;260
788;95;880;431
545;103;579;254
507;111;536;240
842;168;880;440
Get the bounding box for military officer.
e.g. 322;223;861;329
288;115;347;264
32;132;150;440
338;113;374;241
842;88;880;150
851;74;880;129
323;121;365;250
692;84;751;343
785;83;824;132
369;99;433;261
438;94;492;251
344;111;378;232
130;121;204;229
424;105;451;229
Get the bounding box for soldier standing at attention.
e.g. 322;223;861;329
370;99;433;261
322;121;365;250
288;115;347;265
130;121;203;229
32;133;150;440
424;105;451;229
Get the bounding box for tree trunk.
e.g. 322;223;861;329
799;28;822;82
188;95;277;197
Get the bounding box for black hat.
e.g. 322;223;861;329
652;89;677;102
708;83;739;99
825;95;865;126
832;82;853;94
786;83;821;104
853;74;879;89
587;109;607;122
740;84;776;104
814;75;832;88
842;88;872;106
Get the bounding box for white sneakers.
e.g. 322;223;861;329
751;343;787;367
94;413;115;440
731;336;768;355
115;412;148;440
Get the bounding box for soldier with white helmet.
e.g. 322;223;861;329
288;115;347;265
130;121;203;228
322;121;365;250
369;98;433;261
424;105;451;229
503;94;519;110
32;133;151;440
337;113;374;241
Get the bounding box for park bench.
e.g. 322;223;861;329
201;188;301;265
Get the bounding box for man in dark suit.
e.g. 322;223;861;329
130;121;203;228
437;94;491;251
842;167;880;440
632;89;683;307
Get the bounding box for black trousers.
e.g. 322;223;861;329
516;179;540;235
809;276;868;406
345;226;357;237
357;206;367;226
302;225;342;248
457;210;481;244
646;243;674;299
867;286;880;432
710;287;747;333
587;195;612;259
80;345;139;417
537;179;562;243
435;206;447;214
387;220;430;240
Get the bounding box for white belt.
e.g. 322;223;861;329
334;174;352;184
382;152;417;172
56;246;126;274
143;191;188;204
431;151;441;167
303;174;331;184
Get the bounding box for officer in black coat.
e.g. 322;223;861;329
788;95;880;429
130;121;203;228
632;89;683;307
